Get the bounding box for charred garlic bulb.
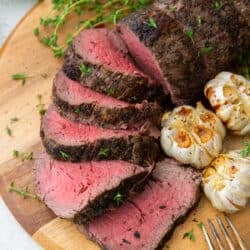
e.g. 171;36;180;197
204;72;250;135
160;102;226;169
202;151;250;213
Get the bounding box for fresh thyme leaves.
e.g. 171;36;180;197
10;117;19;123
41;73;48;78
74;107;81;113
200;46;213;54
169;6;177;12
36;94;46;116
105;87;115;95
113;191;124;206
98;148;110;157
6;126;12;136
148;18;157;28
12;150;33;161
37;0;152;58
60;151;69;160
79;63;92;76
214;1;223;10
9;182;39;200
197;222;203;229
183;229;195;241
34;27;39;36
185;27;194;44
11;73;28;86
197;15;203;26
241;141;250;158
237;51;250;80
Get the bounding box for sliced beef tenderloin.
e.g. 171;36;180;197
40;106;160;165
34;152;152;223
53;71;163;130
155;0;249;78
63;28;163;104
83;158;201;250
117;6;206;105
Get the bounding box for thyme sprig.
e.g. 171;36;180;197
9;182;39;200
113;191;124;206
241;141;250;158
36;0;152;58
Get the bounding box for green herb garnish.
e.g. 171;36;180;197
183;229;195;241
197;222;203;229
241;141;250;158
214;1;223;10
11;73;28;86
185;27;194;44
106;87;115;95
60;151;69;160
113;192;124;206
200;46;213;54
197;15;203;26
12;150;33;161
37;0;152;58
98;148;110;157
74;108;81;113
41;73;48;78
6;126;12;136
79;64;92;76
170;6;177;12
9;182;39;200
36;94;46;116
10;117;19;123
148;18;157;28
33;27;39;36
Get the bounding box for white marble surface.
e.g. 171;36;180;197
0;1;42;249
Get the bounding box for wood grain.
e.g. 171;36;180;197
0;0;249;249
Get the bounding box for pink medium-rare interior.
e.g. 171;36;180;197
74;28;145;76
55;71;129;108
35;152;145;218
42;106;139;145
87;159;200;250
118;26;169;94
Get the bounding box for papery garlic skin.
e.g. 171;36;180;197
204;72;250;135
160;102;226;169
202;151;250;213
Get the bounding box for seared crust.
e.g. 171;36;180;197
155;0;249;78
53;82;163;130
41;129;160;166
119;6;207;105
63;45;164;104
74;169;152;224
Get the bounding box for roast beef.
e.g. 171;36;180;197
155;0;249;78
117;1;249;105
40;106;160;165
118;6;206;105
84;158;201;250
63;28;164;103
34;152;152;223
53;71;163;130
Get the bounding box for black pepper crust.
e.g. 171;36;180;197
73;169;152;224
63;45;164;104
52;82;163;130
118;1;249;105
155;0;249;78
40;129;160;167
119;6;207;105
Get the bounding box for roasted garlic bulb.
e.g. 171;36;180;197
203;151;250;213
204;72;250;135
161;102;226;169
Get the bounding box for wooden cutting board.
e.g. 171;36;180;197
0;1;249;249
